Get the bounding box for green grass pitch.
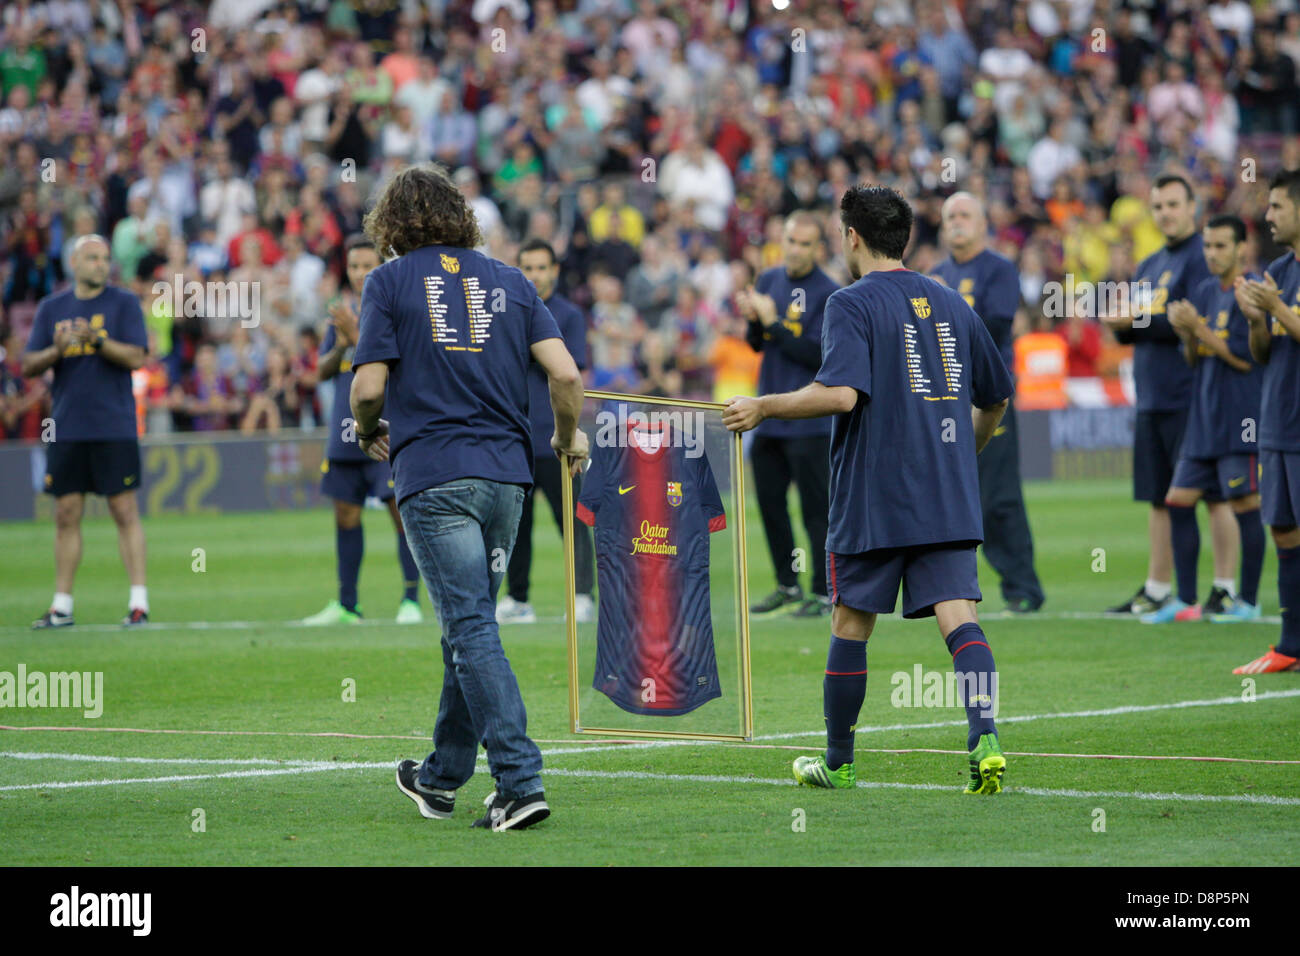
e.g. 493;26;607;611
1;477;1297;866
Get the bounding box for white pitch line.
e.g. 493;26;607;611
6;760;1297;807
539;769;1300;806
1;609;1284;635
0;762;379;792
1;751;330;767
547;770;1300;805
751;687;1300;741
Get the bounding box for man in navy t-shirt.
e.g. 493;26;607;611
302;234;424;628
741;211;839;618
351;165;587;830
1234;169;1300;674
1150;215;1264;624
1102;174;1211;616
725;185;1015;795
932;192;1044;613
24;235;151;629
497;238;596;626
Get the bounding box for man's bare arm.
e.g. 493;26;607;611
530;336;587;474
973;398;1010;454
722;382;857;432
98;337;147;370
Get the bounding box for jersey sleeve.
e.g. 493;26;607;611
695;449;727;533
968;302;1015;407
576;446;608;527
117;292;148;349
26;300;52;352
353;268;399;366
814;290;871;397
528;292;563;346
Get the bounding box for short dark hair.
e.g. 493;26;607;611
344;233;375;254
1205;214;1247;244
1269;169;1300;205
518;237;557;265
1153;173;1195;203
839;185;913;260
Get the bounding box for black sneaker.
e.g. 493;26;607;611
1203;586;1234;616
395;759;455;819
1106;586;1166;616
750;585;803;615
122;608;149;626
790;595;832;618
1005;597;1041;614
32;609;74;629
471;788;550;831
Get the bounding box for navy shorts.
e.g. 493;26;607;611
1170;454;1258;502
320;458;395;504
44;439;141;497
828;544;982;619
1261;450;1300;528
1133;409;1188;503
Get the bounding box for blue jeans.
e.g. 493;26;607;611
398;478;543;799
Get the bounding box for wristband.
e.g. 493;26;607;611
356;426;380;441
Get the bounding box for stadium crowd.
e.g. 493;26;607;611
2;0;1300;440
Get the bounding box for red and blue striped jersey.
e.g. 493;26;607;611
577;422;727;716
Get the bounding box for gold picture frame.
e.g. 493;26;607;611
561;390;754;741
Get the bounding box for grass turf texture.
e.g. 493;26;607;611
1;477;1297;866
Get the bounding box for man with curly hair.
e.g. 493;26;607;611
350;164;589;830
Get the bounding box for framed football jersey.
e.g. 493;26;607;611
561;392;754;741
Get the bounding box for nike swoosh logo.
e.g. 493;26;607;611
124;476;136;486
1229;477;1245;487
618;485;636;495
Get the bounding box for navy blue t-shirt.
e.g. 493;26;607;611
1179;275;1262;459
527;292;586;459
814;269;1015;553
749;265;839;438
931;249;1019;372
1260;252;1300;453
577;420;726;716
320;305;371;464
26;286;147;441
1118;233;1211;412
351;245;564;502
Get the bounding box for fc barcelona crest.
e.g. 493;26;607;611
440;253;460;273
911;296;932;319
667;481;683;506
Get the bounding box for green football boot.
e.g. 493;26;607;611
301;600;363;626
964;733;1006;795
793;755;856;789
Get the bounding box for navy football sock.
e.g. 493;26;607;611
1277;544;1300;657
1236;509;1265;607
944;622;998;751
397;531;420;603
823;636;867;770
1167;503;1200;606
337;525;363;612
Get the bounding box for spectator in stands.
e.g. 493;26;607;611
241;343;300;434
176;342;240;432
